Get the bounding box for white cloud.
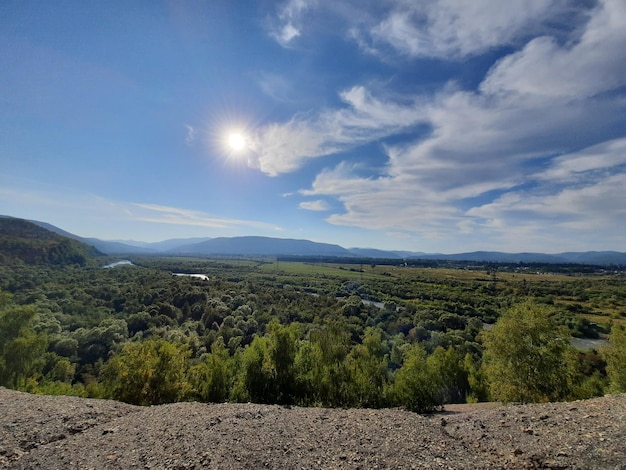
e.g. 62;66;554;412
536;138;626;183
299;199;330;211
254;72;295;102
481;0;626;99
294;1;626;251
302;163;461;235
130;203;281;231
269;0;316;47
184;124;196;144
252;1;626;180
248;86;426;176
0;182;283;239
467;172;626;239
361;0;571;59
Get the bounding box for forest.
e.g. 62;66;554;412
2;252;626;412
1;219;626;411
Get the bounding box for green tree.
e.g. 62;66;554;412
230;335;272;403
102;339;191;405
426;346;468;405
189;337;234;403
345;327;390;408
463;353;488;403
73;318;128;365
303;322;352;406
603;324;626;393
391;343;439;413
0;296;48;390
267;321;299;404
482;301;573;403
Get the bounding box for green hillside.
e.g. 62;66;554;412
0;218;102;266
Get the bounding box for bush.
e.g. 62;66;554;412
482;301;573;403
603;325;626;393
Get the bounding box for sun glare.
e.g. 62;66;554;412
227;132;247;152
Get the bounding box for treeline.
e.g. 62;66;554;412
1;257;625;411
277;255;619;274
2;283;626;411
101;322;468;412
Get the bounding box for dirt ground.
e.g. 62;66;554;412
1;387;625;469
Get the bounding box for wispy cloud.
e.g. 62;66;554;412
268;0;316;47
184;124;196;144
535;138;626;183
250;2;625;180
352;0;572;60
481;1;626;99
0;183;283;239
130;203;282;231
254;72;296;102
299;199;330;211
465;172;626;251
295;1;626;251
248;85;426;176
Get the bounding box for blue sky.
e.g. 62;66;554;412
1;0;626;253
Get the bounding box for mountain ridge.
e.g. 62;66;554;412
168;235;352;257
3;215;625;266
0;218;103;266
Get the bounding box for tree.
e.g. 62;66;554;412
189;336;233;403
230;335;272;403
391;343;439;413
482;301;573;403
463;353;488;403
267;321;299;404
0;295;48;390
102;339;191;405
304;322;352;406
73;319;128;365
426;346;469;405
345;327;390;408
603;324;626;393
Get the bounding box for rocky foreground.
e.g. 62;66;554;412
1;388;624;469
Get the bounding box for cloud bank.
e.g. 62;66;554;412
260;0;626;251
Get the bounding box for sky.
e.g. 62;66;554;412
1;0;626;254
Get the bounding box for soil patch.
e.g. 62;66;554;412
1;388;624;469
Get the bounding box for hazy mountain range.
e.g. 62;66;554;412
3;216;626;266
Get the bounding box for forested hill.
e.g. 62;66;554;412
169;236;352;257
0;218;102;266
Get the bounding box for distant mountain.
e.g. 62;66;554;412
344;247;626;265
408;251;565;263
557;251;626;265
170;236;352;257
3;215;625;266
402;251;626;265
348;248;404;259
0;218;102;266
127;237;213;252
20;219;151;255
84;239;157;255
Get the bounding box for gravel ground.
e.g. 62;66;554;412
1;387;625;469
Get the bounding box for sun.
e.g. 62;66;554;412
227;132;247;152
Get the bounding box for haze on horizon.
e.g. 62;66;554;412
1;1;625;253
